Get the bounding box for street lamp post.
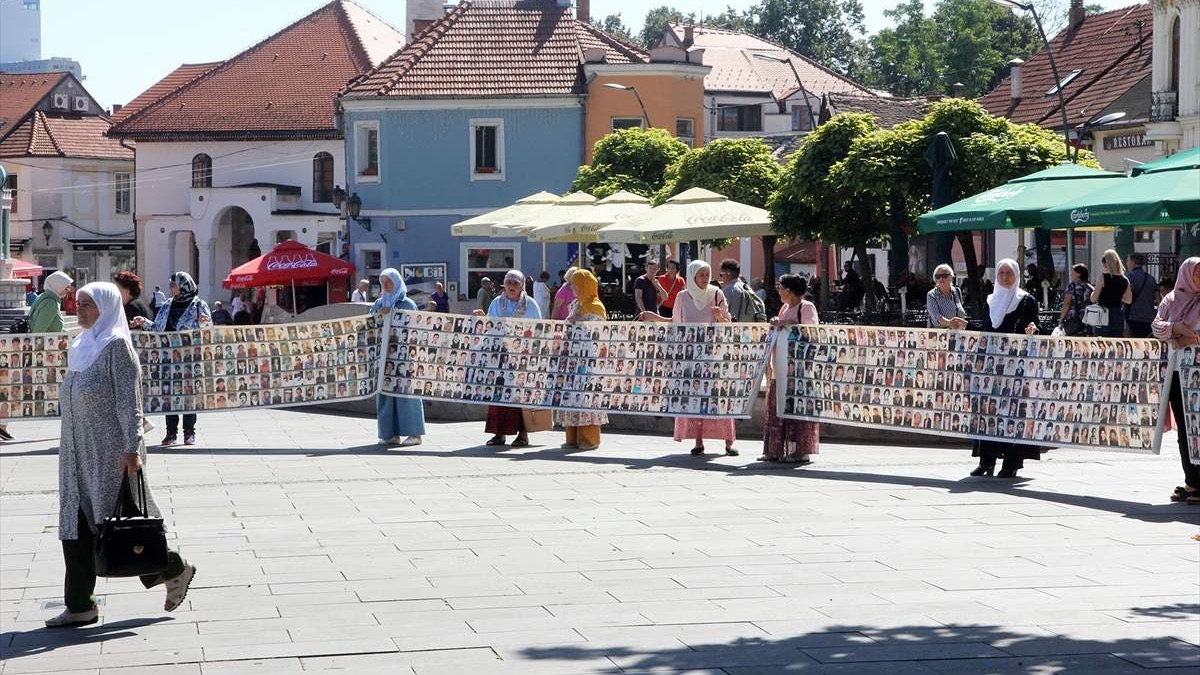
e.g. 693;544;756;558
987;0;1074;160
751;53;818;132
602;83;652;129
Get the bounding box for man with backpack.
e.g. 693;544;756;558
717;259;767;322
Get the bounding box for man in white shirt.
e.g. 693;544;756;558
532;271;553;318
351;279;370;303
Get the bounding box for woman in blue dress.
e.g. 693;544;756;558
371;268;425;446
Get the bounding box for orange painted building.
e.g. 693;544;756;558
582;57;709;163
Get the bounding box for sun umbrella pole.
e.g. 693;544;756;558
291;278;297;318
541;243;546;273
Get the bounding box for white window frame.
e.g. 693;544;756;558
356;243;386;296
468;118;505;182
114;172;131;214
354;120;380;183
611;117;644;132
675;117;695;147
460;241;520;299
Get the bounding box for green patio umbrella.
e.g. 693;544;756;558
1131;147;1198;175
917;164;1124;234
1039;160;1199;229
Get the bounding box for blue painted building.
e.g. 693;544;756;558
338;0;647;304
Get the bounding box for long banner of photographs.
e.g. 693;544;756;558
1176;346;1200;465
778;325;1171;454
381;310;775;418
1;316;384;419
135;315;384;414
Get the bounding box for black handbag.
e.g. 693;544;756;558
8;317;29;334
94;470;169;578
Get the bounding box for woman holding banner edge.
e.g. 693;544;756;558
763;274;819;464
371;268;424;447
971;258;1041;479
640;260;738;456
475;269;542;447
1152;256;1200;505
558;270;608;450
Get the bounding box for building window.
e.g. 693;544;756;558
464;245;518;298
1045;69;1082;96
675;118;695;147
469;118;505;181
114;172;131;214
717;105;762;132
1169;16;1180;93
790;105;812;132
612;117;644;131
312;152;334;202
191;153;212;188
354;121;380;181
3;173;15;214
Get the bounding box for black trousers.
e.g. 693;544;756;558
61;509;186;612
1169;372;1200;489
165;414;196;435
1127;320;1152;338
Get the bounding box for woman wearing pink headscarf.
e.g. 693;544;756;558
1152;257;1200;504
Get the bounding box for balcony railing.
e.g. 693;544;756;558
1150;90;1178;122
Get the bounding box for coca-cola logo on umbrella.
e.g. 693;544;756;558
265;254;320;271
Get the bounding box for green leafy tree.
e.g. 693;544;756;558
930;0;1039;97
750;0;866;74
657;138;785;312
593;13;634;43
639;6;693;48
829;98;1087;314
863;0;942;96
769;113;885;309
572;128;690;199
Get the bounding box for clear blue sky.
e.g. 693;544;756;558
41;0;1136;111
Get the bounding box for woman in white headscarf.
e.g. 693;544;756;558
371;268;424;446
971;258;1041;479
28;270;73;333
46;282;195;628
640;260;738;456
474;269;542;447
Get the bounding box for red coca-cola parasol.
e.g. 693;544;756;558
9;259;42;282
222;240;355;289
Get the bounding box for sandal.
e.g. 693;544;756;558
690;445;704;455
1170;486;1193;502
1187;493;1200;505
485;435;506;446
511;435;530;448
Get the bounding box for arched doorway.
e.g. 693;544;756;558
214;206;258;278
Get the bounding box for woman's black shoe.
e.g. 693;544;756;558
970;464;995;477
690;446;704;455
997;468;1020;479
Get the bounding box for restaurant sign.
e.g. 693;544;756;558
1102;133;1153;151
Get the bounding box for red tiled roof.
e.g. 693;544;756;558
110;0;403;140
822;92;931;128
664;24;871;99
978;4;1151;128
0;72;70;132
110;62;219;125
342;0;647;99
0;112;133;160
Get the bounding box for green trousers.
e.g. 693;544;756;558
62;509;186;612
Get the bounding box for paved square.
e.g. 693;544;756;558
1;408;1197;674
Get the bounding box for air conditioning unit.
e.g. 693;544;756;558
73;96;88;112
51;93;69;109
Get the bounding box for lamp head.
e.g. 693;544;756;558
602;83;632;91
987;0;1032;10
1089;111;1127;126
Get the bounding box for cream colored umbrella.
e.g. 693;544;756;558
450;191;560;236
526;191;651;243
595;187;775;244
492;191;597;236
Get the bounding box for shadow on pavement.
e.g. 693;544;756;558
0;616;171;661
518;612;1200;673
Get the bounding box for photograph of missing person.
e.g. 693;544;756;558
0;334;69;418
135;315;383;414
384;310;774;418
1179;346;1200;465
780;325;1168;453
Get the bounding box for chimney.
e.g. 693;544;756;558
111;103;122;114
577;0;589;23
1068;0;1085;31
1009;58;1024;100
951;82;964;97
684;25;694;47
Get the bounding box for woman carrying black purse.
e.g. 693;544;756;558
46;282;196;628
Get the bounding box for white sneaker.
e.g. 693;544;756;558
164;563;196;612
399;436;422;447
44;607;98;628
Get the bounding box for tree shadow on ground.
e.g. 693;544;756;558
517;611;1200;674
0;616;171;660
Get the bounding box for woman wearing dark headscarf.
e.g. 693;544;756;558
132;272;211;446
1153;257;1200;504
372;268;425;446
474;269;542;447
47;282;195;627
971;258;1040;479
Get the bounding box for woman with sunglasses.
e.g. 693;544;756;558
926;264;967;329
